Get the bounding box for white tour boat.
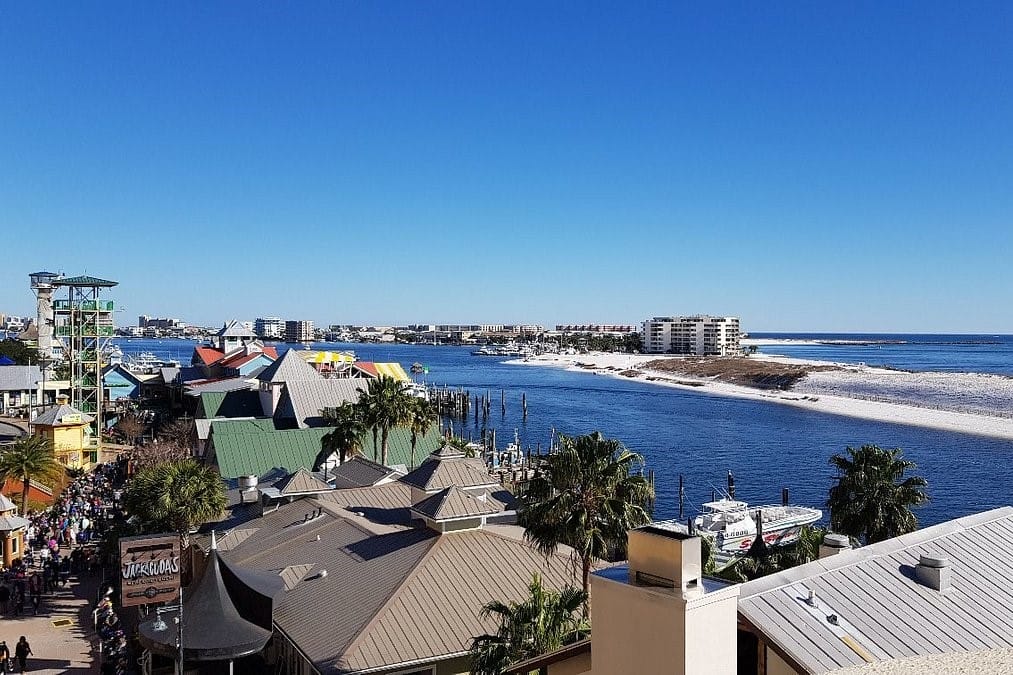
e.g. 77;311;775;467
656;498;822;554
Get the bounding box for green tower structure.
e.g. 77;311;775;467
52;275;118;458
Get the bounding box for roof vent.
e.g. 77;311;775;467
915;554;951;592
819;533;852;559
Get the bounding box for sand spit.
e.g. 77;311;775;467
506;353;1013;441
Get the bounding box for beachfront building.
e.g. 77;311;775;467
555;324;638;334
284;320;314;343
642;315;741;355
255;316;284;339
0;493;29;567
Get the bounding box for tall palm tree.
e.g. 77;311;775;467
0;435;65;514
318;403;366;476
406;397;436;470
827;444;928;544
123;458;226;549
470;573;589;675
358;376;412;465
519;432;654;598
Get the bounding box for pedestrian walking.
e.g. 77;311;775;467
13;637;30;674
0;639;10;674
0;584;9;614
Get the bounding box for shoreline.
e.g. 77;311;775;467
505;353;1013;441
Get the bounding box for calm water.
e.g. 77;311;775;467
116;336;1013;528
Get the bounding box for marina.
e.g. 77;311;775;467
109;336;1013;529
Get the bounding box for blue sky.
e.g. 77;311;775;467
2;2;1011;332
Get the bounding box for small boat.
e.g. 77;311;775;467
410;362;426;374
656;498;822;554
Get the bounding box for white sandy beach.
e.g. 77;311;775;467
506;352;1013;441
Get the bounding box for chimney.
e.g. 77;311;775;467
915;554;951;592
819;533;852;559
591;525;740;675
627;526;701;590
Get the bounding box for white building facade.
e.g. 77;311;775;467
642;316;741;355
255;317;284;339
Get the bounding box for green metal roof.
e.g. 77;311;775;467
197;390;263;418
209;423;444;479
53;275;119;287
211;426;331;479
356;425;443;469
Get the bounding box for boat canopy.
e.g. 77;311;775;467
701;499;748;512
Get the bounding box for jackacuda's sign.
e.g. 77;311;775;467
119;534;181;607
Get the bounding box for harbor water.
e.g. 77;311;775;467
115;335;1013;528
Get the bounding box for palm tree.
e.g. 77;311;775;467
358;376;412;465
518;432;654;598
0;435;65;514
470;573;589;675
827;444;928;544
406;397;436;469
318;403;367;475
122;458;226;548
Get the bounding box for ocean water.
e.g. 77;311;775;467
753;332;1013;375
115;337;1013;529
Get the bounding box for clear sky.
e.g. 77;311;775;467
2;2;1011;332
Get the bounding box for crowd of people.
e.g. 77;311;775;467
0;458;130;674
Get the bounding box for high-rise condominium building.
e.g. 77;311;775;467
642;316;741;355
284;320;314;344
255;317;284;339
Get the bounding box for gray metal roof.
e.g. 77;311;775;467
217;320;257;338
185;378;256;395
275;379;365;429
330;457;401;490
0;365;40;392
256;349;322;384
33;403;92;426
738;507;1013;674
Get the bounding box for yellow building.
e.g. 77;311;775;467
0;493;28;568
31;399;96;469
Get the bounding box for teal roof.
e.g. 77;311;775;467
210;426;330;479
209;423;444;479
197;389;263;418
53;275;118;287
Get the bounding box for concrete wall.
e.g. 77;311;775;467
549;650;592;675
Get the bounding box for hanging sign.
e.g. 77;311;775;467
119;533;181;607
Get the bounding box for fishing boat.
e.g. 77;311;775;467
694;498;822;553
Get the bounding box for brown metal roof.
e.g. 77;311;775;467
274;467;333;496
340;527;578;673
219;486;579;674
411;485;503;521
399;452;499;492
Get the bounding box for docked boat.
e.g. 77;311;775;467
657;498;822;554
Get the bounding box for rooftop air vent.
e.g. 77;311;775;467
915;554;951;592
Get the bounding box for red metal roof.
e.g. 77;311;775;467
194;346;225;366
352;362;379;377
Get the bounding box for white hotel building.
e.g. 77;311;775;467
642;315;741;355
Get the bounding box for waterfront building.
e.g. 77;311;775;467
28;271;61;366
255;316;284;339
642;315;741;355
284;319;314;343
555;324;637;334
203;443;574;675
217;319;258;353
